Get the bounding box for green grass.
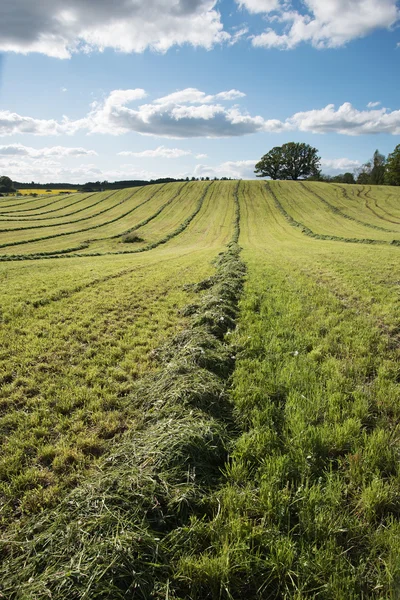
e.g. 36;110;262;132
0;180;400;598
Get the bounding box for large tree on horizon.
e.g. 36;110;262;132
0;175;15;193
255;142;321;181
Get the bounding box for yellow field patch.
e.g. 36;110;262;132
15;188;78;196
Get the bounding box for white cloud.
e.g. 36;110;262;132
236;0;281;14
0;155;161;184
0;111;65;137
1;93;400;139
367;101;381;108
0;144;97;158
228;26;249;45
194;159;257;179
0;0;397;58
250;0;399;49
154;88;245;105
320;158;361;172
215;90;246;101
0;0;229;58
286;102;400;135
196;153;208;159
118;146;191;158
82;88;266;138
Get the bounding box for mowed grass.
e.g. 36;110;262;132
0;180;400;598
273;181;400;243
166;181;400;599
0;182;212;257
0;181;237;529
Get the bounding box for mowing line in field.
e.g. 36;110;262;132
107;181;188;240
0;192;82;213
0;184;245;599
266;182;400;246
76;181;213;257
0;187;148;232
0;189;130;232
300;182;398;233
0;193;100;218
364;195;400;225
0;182;213;261
0;190;132;222
0;185;167;251
334;184;400;227
360;188;400;224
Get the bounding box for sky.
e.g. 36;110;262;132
0;0;399;184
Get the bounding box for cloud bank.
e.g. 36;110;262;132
0;0;397;57
0;0;228;58
242;0;399;49
1;89;399;139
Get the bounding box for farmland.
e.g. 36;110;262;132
0;180;400;598
11;189;78;196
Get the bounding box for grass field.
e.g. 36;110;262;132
0;180;399;598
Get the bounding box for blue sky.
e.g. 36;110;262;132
0;0;399;183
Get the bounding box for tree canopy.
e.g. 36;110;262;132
385;144;400;186
255;143;321;181
0;175;16;193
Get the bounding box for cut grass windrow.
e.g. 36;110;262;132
301;183;398;233
0;185;247;599
0;192;82;214
108;181;188;240
0;185;166;251
0;191;125;222
0;189;128;232
0;182;210;261
361;189;400;225
266;183;400;246
24;250;195;311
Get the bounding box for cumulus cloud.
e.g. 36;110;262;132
154;88;246;105
81;88;267;138
367;101;381;108
118;146;191;158
0;143;97;158
248;0;399;49
286;102;400;135
320;157;361;172
0;155;161;184
194;159;257;179
0;0;229;58
1;92;400;139
236;0;281;14
0;0;397;57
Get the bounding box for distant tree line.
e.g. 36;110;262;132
3;176;236;194
312;145;400;186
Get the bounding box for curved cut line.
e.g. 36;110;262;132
0;185;167;251
301;182;398;234
0;182;213;262
265;183;400;247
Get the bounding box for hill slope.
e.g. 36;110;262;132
1;181;400;598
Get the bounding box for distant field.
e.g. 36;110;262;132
13;188;78;196
1;180;400;598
